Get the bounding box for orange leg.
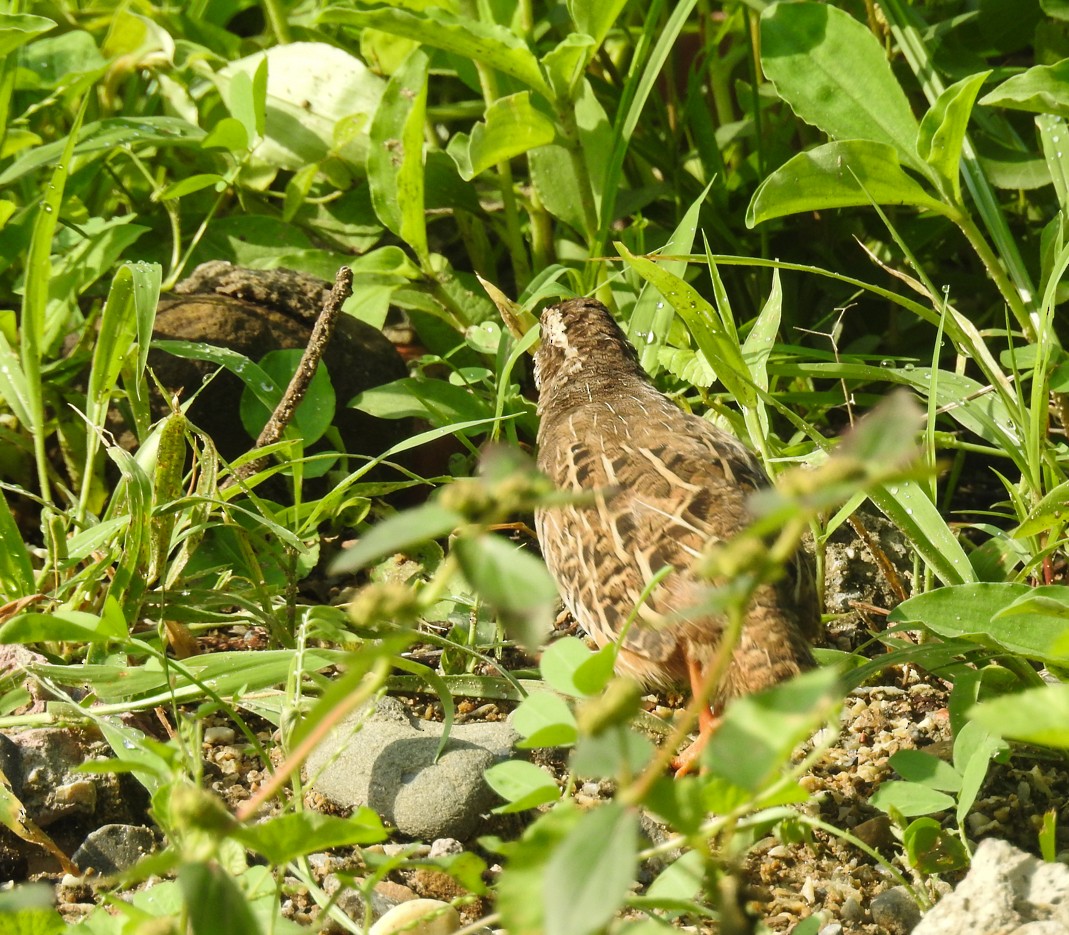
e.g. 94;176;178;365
670;654;721;778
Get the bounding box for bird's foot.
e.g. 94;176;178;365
670;706;720;778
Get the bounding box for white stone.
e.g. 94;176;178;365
914;839;1069;935
368;899;461;935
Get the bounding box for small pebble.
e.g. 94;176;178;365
204;726;236;745
869;886;921;935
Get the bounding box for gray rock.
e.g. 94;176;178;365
914;839;1069;935
871;886;922;933
72;824;157;875
305;696;518;841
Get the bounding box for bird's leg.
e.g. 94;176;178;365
670;654;721;778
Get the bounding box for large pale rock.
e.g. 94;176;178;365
914;839;1069;935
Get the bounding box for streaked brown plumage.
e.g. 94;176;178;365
533;298;817;764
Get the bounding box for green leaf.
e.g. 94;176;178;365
349;376;493;425
969;683;1069;747
542;34;596;102
903;817;969;874
216;43;385;171
616;242;754;405
540;636;597;698
0;117;205;187
869;481;976;587
655;347;716;388
158;173;228;200
542;803;638;935
203;116;249;153
322;5;551;100
888;749;962;793
449;92;555;181
0;13;56;57
705;667;840;792
0;492;35;599
761;2;924;173
368;48;429;263
179;863;261;935
233;809;385;864
918;71;991;203
747;141;948;228
645;849;705;902
566;0;627;47
454;535;556;652
627;181;712;375
329;502;463;574
238;348;336;446
485;760;561;812
981;60;1069;118
512;692;578;748
953;720;1006;823
0;608;127;644
888;582;1069;664
870;780;955;817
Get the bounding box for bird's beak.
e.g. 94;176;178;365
477;274;541;352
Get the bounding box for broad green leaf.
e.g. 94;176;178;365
484;760;561;812
323;6;551;100
540;636;597;698
238;348;336;447
224;55;267;144
616;243;754;404
528;80;611;239
888;749;962;793
216;43;385;170
202;117;248;153
233;809;385;864
655;347;716;387
368;48;429;263
350;376;493;425
330;502;463;574
543;803;638;935
889;582;1069;663
454;535;556;652
705;667;840;792
512;692;578;748
903;818;969;874
645;849;705;901
0;13;55;57
969;683;1069;747
981;60;1069;118
918;71;991;203
449;92;555;181
747;141;948;228
566;0;628;47
542;33;595;102
870;780;955;817
760;2;925;174
179;863;261;935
